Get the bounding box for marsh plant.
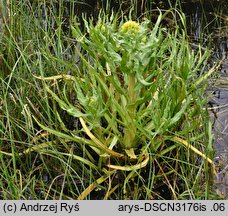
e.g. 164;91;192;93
0;0;221;200
32;11;219;199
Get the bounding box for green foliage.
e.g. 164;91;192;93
35;11;218;199
0;0;222;200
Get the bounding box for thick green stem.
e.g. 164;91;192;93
128;74;136;105
123;74;137;149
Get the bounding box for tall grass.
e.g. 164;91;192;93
0;0;88;199
0;0;222;199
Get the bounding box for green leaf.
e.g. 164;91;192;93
45;85;88;118
168;98;190;127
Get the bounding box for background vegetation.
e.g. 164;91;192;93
0;0;226;199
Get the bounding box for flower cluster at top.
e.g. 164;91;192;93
120;21;140;34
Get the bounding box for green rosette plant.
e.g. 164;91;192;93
34;11;217;199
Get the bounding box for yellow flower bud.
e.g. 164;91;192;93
120;21;140;34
